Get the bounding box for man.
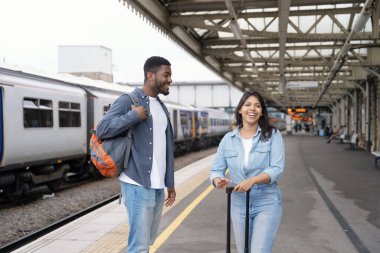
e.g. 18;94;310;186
96;56;176;253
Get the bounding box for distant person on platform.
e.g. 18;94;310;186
210;91;285;253
96;56;176;253
327;125;341;143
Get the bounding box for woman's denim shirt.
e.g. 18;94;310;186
210;126;285;185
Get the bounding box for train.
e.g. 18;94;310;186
269;117;286;132
268;110;287;132
0;64;232;201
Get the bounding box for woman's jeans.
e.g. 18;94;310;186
231;183;282;253
121;182;165;253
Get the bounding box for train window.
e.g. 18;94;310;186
59;101;69;109
180;115;187;126
23;99;38;109
39;99;53;109
180;111;188;126
71;103;80;110
23;98;53;128
59;101;81;127
202;117;208;128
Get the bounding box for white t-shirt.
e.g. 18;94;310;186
119;96;167;189
241;137;253;169
149;96;167;188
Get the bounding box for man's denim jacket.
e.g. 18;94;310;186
210;126;284;185
96;88;174;188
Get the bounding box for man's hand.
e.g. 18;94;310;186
131;105;147;120
165;187;176;207
213;177;230;189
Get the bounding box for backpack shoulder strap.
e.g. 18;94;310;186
126;92;139;107
122;92;139;171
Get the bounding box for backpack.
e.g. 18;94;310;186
89;93;139;177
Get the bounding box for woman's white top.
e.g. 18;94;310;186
241;137;253;169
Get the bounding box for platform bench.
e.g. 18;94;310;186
337;128;349;144
345;133;358;150
372;151;380;167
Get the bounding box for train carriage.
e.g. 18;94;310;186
202;107;232;144
0;67;88;198
165;100;195;152
0;64;231;200
189;106;209;149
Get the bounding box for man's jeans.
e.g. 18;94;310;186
231;183;282;253
121;182;165;253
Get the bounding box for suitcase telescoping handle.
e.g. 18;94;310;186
226;185;251;253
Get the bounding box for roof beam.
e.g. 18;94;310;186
166;0;364;12
169;7;363;20
313;0;374;107
123;0;377;109
203;33;377;45
221;56;365;64
278;0;291;94
203;43;380;54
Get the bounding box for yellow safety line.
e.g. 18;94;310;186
81;167;213;253
150;184;214;253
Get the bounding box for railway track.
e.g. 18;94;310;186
0;194;119;253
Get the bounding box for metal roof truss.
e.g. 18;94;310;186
121;0;380;110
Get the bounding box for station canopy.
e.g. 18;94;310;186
121;0;380;110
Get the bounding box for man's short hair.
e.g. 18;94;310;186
143;56;171;81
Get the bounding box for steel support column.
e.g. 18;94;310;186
366;80;372;151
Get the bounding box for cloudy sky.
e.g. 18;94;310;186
0;0;222;83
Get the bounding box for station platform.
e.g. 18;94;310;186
12;134;380;253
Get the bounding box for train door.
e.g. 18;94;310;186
0;88;3;162
201;111;209;134
180;110;190;139
193;111;199;139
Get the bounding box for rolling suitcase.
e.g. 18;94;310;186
226;186;251;253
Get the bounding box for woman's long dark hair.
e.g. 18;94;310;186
234;91;276;141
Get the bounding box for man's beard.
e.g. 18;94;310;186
154;79;169;96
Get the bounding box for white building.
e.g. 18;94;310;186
58;45;113;82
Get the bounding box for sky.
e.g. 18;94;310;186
0;0;222;83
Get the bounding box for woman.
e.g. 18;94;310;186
210;91;285;253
